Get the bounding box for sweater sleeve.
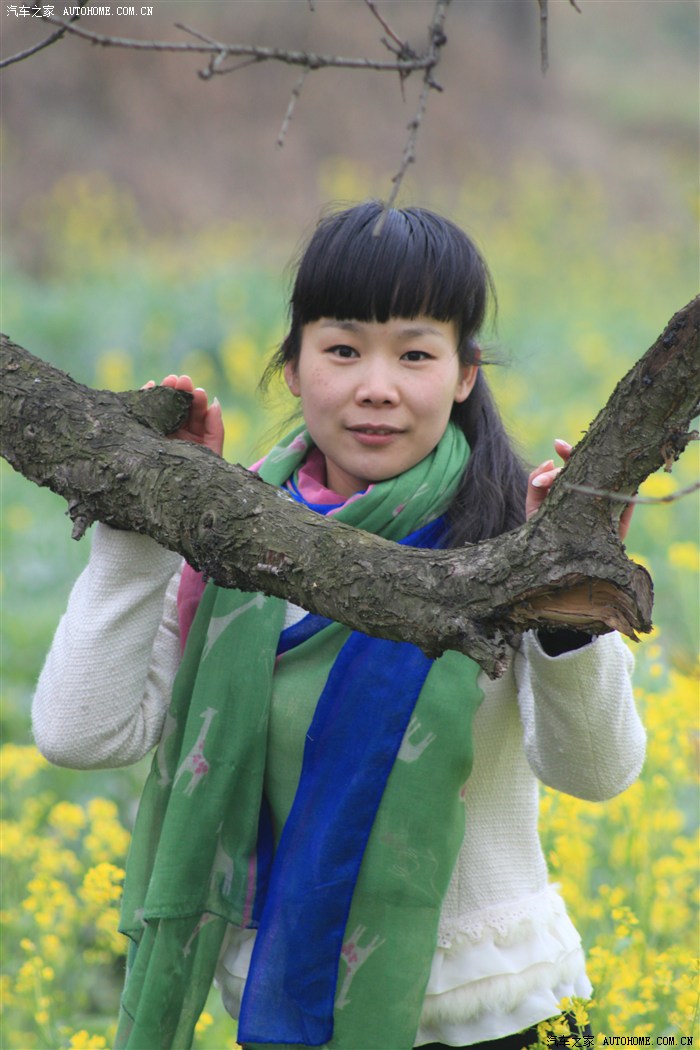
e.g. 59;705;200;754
32;523;184;770
514;630;645;802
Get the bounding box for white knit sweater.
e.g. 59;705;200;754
32;524;645;1046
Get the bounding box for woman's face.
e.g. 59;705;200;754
284;317;477;498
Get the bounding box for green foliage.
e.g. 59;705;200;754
1;170;697;1047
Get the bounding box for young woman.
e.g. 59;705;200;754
32;201;645;1050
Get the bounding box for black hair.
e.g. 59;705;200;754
262;201;528;546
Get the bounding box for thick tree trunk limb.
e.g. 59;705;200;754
1;297;698;677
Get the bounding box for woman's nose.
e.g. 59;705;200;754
354;362;399;405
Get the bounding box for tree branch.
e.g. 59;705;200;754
0;0;88;70
364;0;407;55
2;0;577;216
13;2;451;210
537;0;581;74
375;0;450;230
276;69;310;149
2;298;698;677
564;478;700;506
34;12;437;74
538;0;549;75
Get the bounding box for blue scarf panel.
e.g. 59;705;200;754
237;515;447;1046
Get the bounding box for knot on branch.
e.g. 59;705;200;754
125;387;192;435
660;430;698;469
67;499;94;541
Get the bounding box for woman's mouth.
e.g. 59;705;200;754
347;424;403;445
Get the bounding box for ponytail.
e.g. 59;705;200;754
445;371;529;546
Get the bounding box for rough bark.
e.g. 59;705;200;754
1;297;698;677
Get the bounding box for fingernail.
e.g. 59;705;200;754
531;475;546;487
211;397;221;409
554;438;571;448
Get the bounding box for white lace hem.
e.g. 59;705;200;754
418;886;590;1042
437;883;572;947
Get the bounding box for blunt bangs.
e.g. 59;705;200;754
289;202;492;345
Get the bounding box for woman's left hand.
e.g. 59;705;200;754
143;374;224;456
526;438;633;540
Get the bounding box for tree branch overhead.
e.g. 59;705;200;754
3;1;453;209
2;298;698;678
1;0;593;209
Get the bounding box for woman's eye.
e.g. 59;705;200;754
402;350;432;362
327;345;358;358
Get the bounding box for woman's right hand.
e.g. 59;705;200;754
143;374;225;456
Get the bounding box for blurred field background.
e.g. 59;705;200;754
1;1;698;1047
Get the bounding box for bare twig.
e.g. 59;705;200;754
563;479;700;506
380;76;434;216
538;0;581;75
173;22;222;47
201;54;263;80
364;0;418;103
364;0;407;54
173;22;230;77
277;69;310;148
538;0;549;74
374;0;450;234
0;0;88;70
26;2;449;205
34;12;435;75
0;23;69;69
6;0;581;230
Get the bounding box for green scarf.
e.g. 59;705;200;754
116;423;483;1050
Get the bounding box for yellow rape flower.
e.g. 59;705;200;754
222;408;252;458
86;798;119;821
551;1017;571;1038
48;801;87;839
638;472;677;499
35;840;82;876
4;502;34;532
0;973;14;1007
68;1031;107;1049
94;905;128;955
0;744;48;785
94;348;135;392
84;800;130;863
179;348;216;392
195;1010;214;1037
80;862;125;907
221;333;262;396
668;541;700;573
559;996;590;1028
